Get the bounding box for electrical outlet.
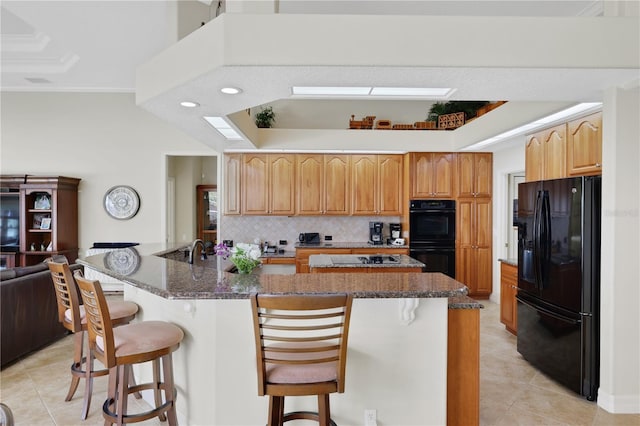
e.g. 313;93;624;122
364;409;377;426
325;235;332;241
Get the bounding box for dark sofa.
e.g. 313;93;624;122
1;260;83;368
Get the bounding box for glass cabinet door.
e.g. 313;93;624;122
197;185;218;253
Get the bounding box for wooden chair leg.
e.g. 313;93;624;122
80;349;94;420
162;353;178;426
116;365;128;426
268;396;284;426
152;359;167;422
66;331;84;401
318;394;330;426
104;366;118;426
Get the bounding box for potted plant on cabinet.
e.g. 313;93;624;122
255;106;276;128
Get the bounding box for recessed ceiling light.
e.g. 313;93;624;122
203;116;244;140
220;87;242;95
180;101;199;108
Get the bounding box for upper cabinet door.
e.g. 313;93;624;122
269;154;296;215
432;153;457;198
351;155;378;215
410;152;456;199
323;154;351;215
224;154;241;215
458;153;492;198
567;111;602;176
242;154;269;215
543;124;567;180
525;133;544;182
377;155;403;215
473;153;492;198
296;154;324;215
242;154;295;215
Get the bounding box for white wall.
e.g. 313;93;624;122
0;92;217;251
488;141;526;304
598;85;640;413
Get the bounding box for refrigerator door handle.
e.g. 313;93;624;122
516;294;581;325
540;191;552;289
533;190;543;291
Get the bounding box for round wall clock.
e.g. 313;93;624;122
103;185;140;220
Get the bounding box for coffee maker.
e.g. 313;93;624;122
388;223;402;244
369;221;383;245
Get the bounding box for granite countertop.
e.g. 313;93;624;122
309;254;424;269
295;241;409;249
77;244;467;301
499;258;518;267
260;251;296;259
448;295;484;309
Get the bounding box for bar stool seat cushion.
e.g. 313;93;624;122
64;301;139;325
265;344;339;384
96;321;184;359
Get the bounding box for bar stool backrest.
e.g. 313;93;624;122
251;293;353;397
46;259;82;333
73;271;117;370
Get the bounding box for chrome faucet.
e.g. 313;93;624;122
188;239;207;264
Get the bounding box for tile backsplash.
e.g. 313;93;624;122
220;215;402;251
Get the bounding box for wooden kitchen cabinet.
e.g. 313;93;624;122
242;153;295;215
448;307;480;426
457;153;492;198
525;132;544;182
296;154;350;215
567;111;602;176
525;124;567;182
224;154;241;215
410;152;456;199
456;198;492;297
352;154;403;216
500;261;518;335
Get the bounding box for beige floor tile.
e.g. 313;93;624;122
593;408;640;426
508;385;598;425
495;404;573;426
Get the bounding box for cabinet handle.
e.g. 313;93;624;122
595;163;601;168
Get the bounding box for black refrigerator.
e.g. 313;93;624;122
515;176;601;401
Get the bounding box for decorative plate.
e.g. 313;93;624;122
103;185;140;220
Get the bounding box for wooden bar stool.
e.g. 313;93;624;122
74;271;184;426
250;293;353;426
46;259;139;420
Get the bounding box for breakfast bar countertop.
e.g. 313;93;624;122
77;244;467;300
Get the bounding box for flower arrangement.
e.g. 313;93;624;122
214;242;262;274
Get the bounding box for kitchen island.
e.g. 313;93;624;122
79;244;470;425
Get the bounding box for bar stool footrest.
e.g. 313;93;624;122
282;411;337;426
102;383;176;424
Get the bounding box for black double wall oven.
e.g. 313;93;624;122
409;200;456;278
